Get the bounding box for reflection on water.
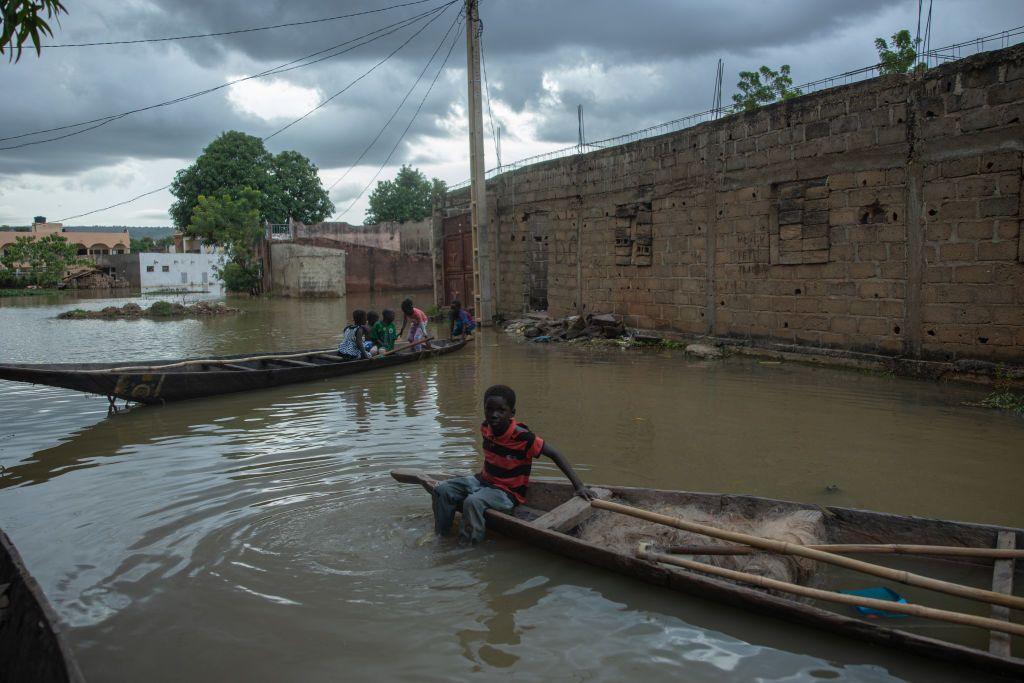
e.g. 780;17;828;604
0;291;1021;682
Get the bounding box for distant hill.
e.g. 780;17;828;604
64;226;176;240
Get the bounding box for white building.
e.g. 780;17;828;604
139;252;225;291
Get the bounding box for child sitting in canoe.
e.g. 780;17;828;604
429;384;591;544
373;309;398;352
338;310;373;360
448;300;476;340
398;298;432;349
364;311;381;356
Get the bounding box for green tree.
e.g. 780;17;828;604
169;131;333;229
875;29;921;75
268;150;336;225
1;0;67;62
189;188;263;293
365;165;443;224
0;233;80;286
130;236;156;253
732;65;802;112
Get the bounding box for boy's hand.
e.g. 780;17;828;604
574;485;593;501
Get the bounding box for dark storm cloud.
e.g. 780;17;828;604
2;0;1023;186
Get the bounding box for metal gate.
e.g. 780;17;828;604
442;213;474;311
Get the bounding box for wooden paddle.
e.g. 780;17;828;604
664;543;1024;560
636;545;1024;637
375;337;436;359
593;498;1024;611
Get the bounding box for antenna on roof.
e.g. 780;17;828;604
712;58;724;118
577;104;586;153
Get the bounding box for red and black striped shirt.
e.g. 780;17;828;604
476;420;544;504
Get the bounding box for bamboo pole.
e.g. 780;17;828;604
96;337;440;373
636;546;1024;638
665;543;1024;560
100;348;336;373
592;498;1024;611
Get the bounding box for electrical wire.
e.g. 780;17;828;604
337;15;463;219
1;1;457;148
56;3;457;222
326;6;464;193
263;1;454;142
41;0;438;47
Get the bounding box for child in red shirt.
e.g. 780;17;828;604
430;384;590;544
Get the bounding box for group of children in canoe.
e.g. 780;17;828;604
337;297;478;360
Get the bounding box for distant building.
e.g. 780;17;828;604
0;217;130;258
139;252;225;291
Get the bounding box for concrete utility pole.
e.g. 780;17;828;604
465;0;493;322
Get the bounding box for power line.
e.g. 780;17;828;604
337;14;463;219
327;6;464;193
1;2;457;149
41;0;438;47
263;2;455;142
57;3;457;222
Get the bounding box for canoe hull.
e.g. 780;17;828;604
395;471;1024;679
0;340;466;404
0;530;83;682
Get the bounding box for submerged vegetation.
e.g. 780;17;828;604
966;366;1024;414
58;300;238;320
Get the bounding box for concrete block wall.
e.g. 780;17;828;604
440;44;1024;363
269;243;346;298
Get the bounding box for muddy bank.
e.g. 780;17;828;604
58;300;238;320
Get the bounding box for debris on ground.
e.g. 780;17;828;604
684;343;723;359
58;300;239;320
504;312;628;343
503;311;727;359
61;265;130;290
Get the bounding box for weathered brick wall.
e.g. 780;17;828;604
289;238;432;293
440;44;1024;362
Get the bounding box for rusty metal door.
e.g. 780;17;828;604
442;214;474;310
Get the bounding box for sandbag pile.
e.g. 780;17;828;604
504;312;627;342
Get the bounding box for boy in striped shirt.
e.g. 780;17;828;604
431;384;591;544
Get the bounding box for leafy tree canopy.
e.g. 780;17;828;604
0;233;81;286
875;29;921;76
732;64;802;112
365;165;446;224
189;188;263;293
169;131;334;231
1;0;67;62
130;235;174;253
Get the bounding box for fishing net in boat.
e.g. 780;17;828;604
577;502;826;585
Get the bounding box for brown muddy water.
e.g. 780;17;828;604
0;290;1021;682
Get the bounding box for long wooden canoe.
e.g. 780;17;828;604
0;339;466;404
1;530;83;682
393;469;1024;678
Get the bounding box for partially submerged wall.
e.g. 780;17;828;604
440;44;1024;363
289;238;432;293
269;243;346;298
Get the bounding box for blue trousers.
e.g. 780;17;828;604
432;475;514;544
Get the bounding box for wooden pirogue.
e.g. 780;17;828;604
393;469;1024;678
1;530;83;682
0;338;466;405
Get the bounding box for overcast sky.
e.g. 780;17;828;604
1;0;1022;227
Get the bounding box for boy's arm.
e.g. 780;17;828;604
539;441;591;500
398;315;407;336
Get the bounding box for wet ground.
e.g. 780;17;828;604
0;290;1021;682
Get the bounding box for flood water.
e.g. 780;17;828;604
1;290;1021;682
